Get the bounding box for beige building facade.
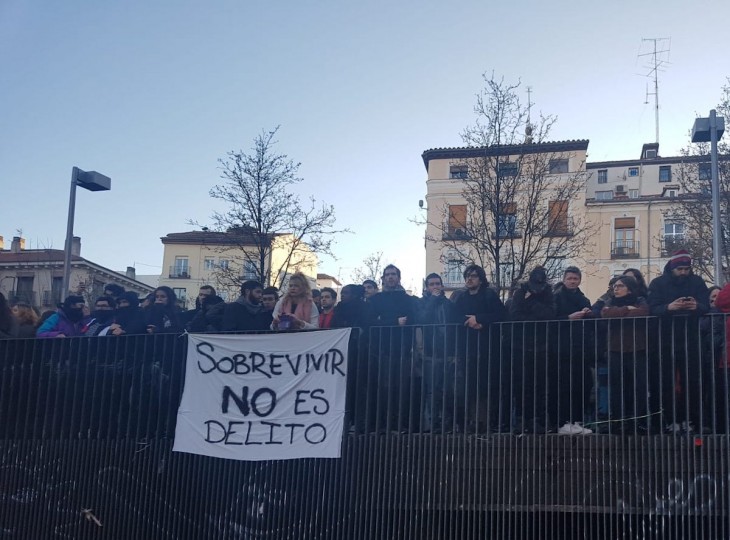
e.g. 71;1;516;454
159;230;317;308
422;140;591;294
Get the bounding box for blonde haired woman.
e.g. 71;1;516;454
272;272;319;330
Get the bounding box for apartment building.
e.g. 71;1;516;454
422;140;590;294
158;229;317;308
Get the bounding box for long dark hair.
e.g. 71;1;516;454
153;286;178;309
0;293;15;333
622;268;648;297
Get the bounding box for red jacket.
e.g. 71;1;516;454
713;283;730;368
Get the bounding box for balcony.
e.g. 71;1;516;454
544;218;574;237
168;266;190;279
441;222;472;241
41;290;62;307
8;290;37;306
611;240;640;259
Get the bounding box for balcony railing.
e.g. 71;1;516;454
1;319;729;538
611;240;640;259
8;290;36;306
441;222;472;241
41;289;62;307
169;265;190;278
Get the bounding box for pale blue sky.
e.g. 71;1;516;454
1;0;728;292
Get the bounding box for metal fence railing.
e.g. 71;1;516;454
1;317;729;538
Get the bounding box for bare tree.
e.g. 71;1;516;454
662;80;730;283
199;126;345;288
351;251;384;283
427;74;596;291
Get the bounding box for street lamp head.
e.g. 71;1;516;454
72;167;111;192
691;115;725;143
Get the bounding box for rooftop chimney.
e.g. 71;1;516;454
126;266;136;280
71;236;81;256
10;236;25;253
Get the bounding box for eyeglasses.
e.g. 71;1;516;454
465;273;480;279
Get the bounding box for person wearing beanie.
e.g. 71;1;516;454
648;249;711;434
507;266;557;433
36;295;91;338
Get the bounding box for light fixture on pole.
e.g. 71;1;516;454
61;167;111;297
691;111;726;286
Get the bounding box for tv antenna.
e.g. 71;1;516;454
639;37;671;145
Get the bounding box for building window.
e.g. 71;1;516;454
549;159;569;174
547;200;569;235
443;258;465;287
663;222;685;255
218;259;230;270
172;257;189;278
173;288;187;307
446;204;468;237
597;170;607;184
496;202;517;237
659;165;671;182
629;189;639;199
204;257;215;270
596;190;613;200
664;189;677;198
612;217;638;258
498;161;518;178
699;163;712;181
449;165;468;179
242;260;258;280
628;167;639;177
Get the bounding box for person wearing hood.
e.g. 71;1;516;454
553;266;594;435
648;249;711;434
507;266;557;433
37;295;90;338
188;294;225;332
83;296;117;336
601;275;651;433
109;292;147;335
223;280;272;332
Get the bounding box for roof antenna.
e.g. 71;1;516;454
639;37;671;146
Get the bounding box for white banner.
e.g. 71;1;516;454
173;329;351;461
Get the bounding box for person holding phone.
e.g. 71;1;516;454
648;249;710;434
271;272;319;330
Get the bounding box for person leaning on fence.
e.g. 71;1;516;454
507;267;557;434
84;296;117;336
710;283;730;432
415;272;458;432
145;287;182;334
553;266;594;435
451;265;507;433
600;275;651;433
366;264;419;433
648;249;711;434
11;302;38;338
272;273;319;330
36;295;90;338
108;292;147;335
223;281;272;332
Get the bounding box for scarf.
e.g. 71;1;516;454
607;293;638;308
280;295;313;323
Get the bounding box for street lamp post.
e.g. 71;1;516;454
691;111;726;286
61;167;111;297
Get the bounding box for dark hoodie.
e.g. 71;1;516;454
508;268;556;350
222;295;272;332
648;261;710;317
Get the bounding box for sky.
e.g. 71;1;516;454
1;0;729;293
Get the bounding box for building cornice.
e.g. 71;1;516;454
587;154;730;169
421;140;590;170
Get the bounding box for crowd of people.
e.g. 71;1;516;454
1;249;729;436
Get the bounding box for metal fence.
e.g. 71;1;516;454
1;316;729;539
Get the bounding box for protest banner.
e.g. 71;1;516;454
173;328;351;461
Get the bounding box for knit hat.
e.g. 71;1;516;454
118;291;140;307
527;266;549;293
668;249;692;270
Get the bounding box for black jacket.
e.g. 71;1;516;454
452;286;507;358
222;297;272;332
508;283;556;351
648;263;710;317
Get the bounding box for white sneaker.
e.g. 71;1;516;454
665;422;684;434
558;422;593;435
